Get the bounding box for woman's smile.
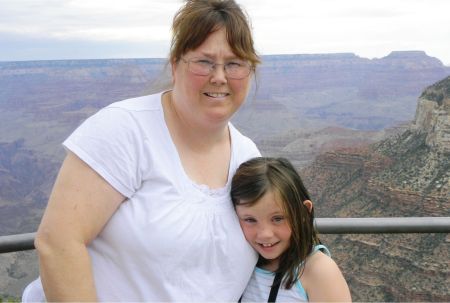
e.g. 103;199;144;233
203;91;231;99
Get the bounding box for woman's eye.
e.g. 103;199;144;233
196;59;214;66
243;218;256;223
227;61;242;68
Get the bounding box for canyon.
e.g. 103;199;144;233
0;51;449;300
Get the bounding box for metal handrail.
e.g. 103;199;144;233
1;217;450;254
315;217;450;234
0;232;36;254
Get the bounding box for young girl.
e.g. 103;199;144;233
231;157;351;302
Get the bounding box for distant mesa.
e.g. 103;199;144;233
385;50;429;58
262;50;443;63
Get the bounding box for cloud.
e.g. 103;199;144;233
0;0;449;64
246;0;450;63
0;0;178;41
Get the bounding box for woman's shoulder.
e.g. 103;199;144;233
229;122;260;158
86;92;165;131
106;92;163;112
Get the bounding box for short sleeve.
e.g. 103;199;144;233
63;107;146;198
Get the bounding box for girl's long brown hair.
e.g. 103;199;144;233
231;157;321;289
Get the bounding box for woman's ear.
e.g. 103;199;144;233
303;200;313;213
171;59;178;84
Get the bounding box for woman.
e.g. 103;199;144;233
22;0;261;301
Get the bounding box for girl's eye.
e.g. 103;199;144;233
243;217;256;223
273;216;285;223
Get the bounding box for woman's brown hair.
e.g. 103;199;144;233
170;0;260;67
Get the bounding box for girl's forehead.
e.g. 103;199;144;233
236;190;286;213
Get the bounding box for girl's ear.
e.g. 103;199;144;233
303;200;313;213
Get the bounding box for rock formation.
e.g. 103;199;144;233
412;76;450;152
301;76;450;301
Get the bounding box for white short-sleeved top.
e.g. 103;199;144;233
23;91;260;302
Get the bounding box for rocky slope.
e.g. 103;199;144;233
301;77;450;301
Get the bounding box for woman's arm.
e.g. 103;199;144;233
302;252;352;302
35;152;126;301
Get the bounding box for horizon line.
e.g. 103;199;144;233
1;50;449;66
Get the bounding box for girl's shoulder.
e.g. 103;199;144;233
300;250;352;301
302;249;336;278
301;245;332;276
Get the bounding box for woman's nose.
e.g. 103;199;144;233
209;64;228;84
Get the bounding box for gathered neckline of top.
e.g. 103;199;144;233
191;180;230;197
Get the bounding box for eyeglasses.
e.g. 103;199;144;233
181;57;252;80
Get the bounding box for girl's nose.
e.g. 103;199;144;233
257;224;274;239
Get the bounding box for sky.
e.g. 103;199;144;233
0;0;449;65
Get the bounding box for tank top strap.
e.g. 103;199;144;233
313;244;331;257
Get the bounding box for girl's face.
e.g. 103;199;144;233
171;27;252;129
235;190;292;271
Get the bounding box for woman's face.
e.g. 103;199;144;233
171;27;252;129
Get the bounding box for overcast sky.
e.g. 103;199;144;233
1;0;449;65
